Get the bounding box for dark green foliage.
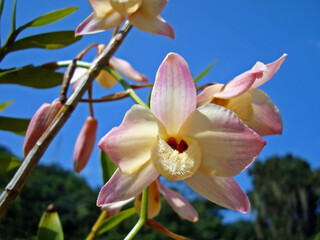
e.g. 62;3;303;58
0;165;100;240
0;154;319;240
248;154;320;240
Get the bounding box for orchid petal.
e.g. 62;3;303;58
213;63;267;99
76;12;125;36
96;69;118;89
89;0;113;18
139;0;168;19
129;12;174;39
98;104;159;174
134;181;161;218
110;0;142;17
110;57;148;82
151;53;196;136
97;162;159;206
179;104;266;177
184;170;250;213
101;197;135;216
70;68;87;84
224;92;254;123
197;84;224;107
251;54;287;88
246;89;283;136
156;179;199;222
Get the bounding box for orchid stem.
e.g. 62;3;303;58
56;60;148;108
88;84;94;117
86;211;107;240
0;21;133;219
124;187;149;240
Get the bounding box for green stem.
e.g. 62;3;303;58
57;60;148;108
11;0;17;33
124;187;149;240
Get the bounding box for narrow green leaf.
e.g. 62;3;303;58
194;60;217;84
0;0;5;24
0;65;63;88
6;31;82;53
100;150;117;184
0;101;14;112
37;204;64;240
20;7;78;30
0;148;21;174
97;208;136;236
11;0;17;33
0;116;30;135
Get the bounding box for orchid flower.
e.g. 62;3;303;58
102;178;199;222
197;54;286;136
76;0;174;39
97;53;266;213
71;44;148;90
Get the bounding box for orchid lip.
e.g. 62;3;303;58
166;137;188;153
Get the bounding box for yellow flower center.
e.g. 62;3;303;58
151;136;201;181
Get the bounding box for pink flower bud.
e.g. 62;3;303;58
23;100;63;157
73;116;98;173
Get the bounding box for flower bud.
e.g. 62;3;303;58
23;100;63;157
73;116;98;173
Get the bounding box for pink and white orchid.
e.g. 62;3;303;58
76;0;174;39
71;44;148;90
102;178;199;222
97;53;266;213
197;54;286;136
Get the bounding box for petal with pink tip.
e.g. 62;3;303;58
179;104;266;177
139;0;168;19
96;69;118;89
150;53;196;136
184;170;250;213
97;162;159;206
75;12;125;36
129;12;174;39
98;104;159;174
213;63;267;99
101;197;135;216
89;0;113;18
251;54;287;88
197;84;224;107
246;89;283;136
156;179;199;222
110;57;148;82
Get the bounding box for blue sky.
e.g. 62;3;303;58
1;0;320;223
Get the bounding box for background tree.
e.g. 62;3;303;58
248;154;319;240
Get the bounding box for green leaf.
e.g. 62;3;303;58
0;116;30;135
97;208;136;236
100;150;117;184
20;7;78;30
0;101;14;112
37;204;64;240
6;31;82;53
0;65;63;88
0;149;21;174
194;60;217;84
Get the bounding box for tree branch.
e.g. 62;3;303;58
0;21;132;219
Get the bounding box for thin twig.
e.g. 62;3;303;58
60;59;77;103
0;21;132;219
